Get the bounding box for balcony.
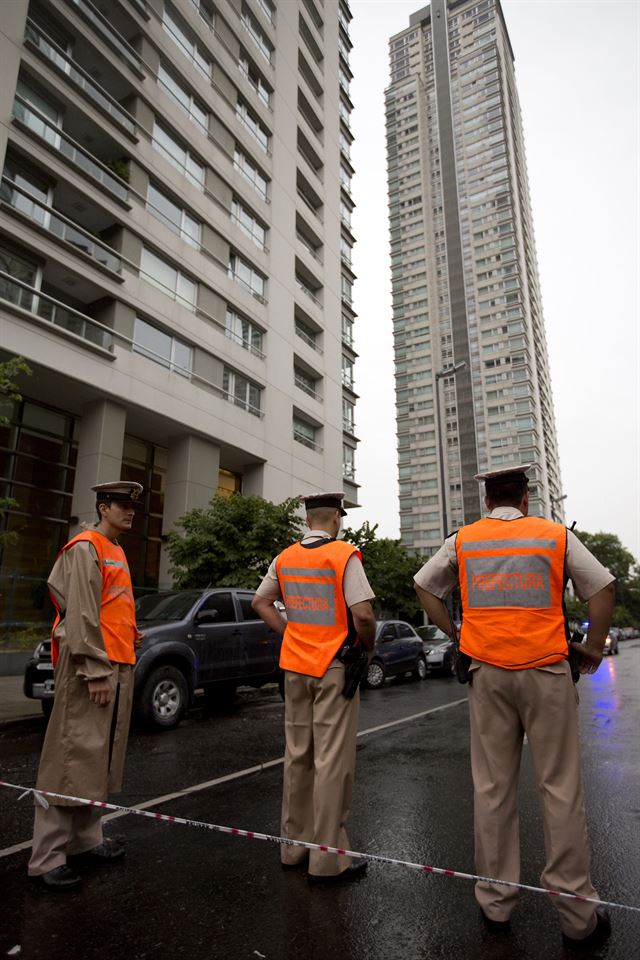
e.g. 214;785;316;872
0;271;113;350
24;20;136;136
63;0;145;79
1;177;122;274
293;429;322;452
12;96;129;202
295;276;322;309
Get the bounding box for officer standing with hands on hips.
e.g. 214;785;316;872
413;465;615;951
28;481;144;890
252;492;376;883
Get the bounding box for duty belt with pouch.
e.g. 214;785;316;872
337;640;368;699
447;603;471;685
567;629;584;684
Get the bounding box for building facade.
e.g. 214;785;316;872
0;0;358;624
386;0;563;554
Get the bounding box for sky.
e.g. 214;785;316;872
347;0;640;562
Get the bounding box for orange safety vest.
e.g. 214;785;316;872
50;529;137;667
276;539;358;678
456;516;568;670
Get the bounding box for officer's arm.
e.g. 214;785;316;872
414;586;452;637
252;594;287;636
570;582;615;674
349;600;376;651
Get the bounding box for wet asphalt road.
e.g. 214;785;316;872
1;645;639;960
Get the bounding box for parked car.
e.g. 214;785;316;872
24;588;282;729
603;631;620;656
364;620;426;689
417;625;456;675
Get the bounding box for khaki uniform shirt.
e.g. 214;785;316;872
256;530;375;607
414;507;615;601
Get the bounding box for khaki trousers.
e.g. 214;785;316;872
468;659;598;939
281;661;359;877
29;804;103;875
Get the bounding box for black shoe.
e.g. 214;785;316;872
69;838;125;862
308;859;368;884
562;910;611;950
480;908;512;933
31;865;82;891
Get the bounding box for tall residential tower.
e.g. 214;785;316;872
0;0;358;624
386;0;563;554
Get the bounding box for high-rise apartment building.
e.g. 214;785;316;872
0;0;358;620
386;0;563;554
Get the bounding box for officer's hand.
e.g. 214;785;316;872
88;677;113;707
569;641;603;675
135;630;145;649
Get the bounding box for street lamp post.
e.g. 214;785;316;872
550;493;567;523
435;360;466;542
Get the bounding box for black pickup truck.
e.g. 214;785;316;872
24;588;282;729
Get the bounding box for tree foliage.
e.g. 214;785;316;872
166;494;304;589
342;521;425;620
572;529;640;627
0;357;31;548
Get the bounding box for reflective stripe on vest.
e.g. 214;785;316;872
276;539;357;677
50;530;137;667
456;516;567;670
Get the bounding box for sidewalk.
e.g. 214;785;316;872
0;676;41;723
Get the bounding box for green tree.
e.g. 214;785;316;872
342;521;424;620
166;493;304;589
0;356;31;547
572;530;639;627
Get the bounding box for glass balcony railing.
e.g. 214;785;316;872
295;323;322;354
1;177;122;273
293;429;321;452
12;96;128;201
295;277;322;308
66;0;144;76
294;375;319;400
0;271;113;350
25;20;136;135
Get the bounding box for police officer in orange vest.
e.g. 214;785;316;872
413;465;615;951
253;492;376;883
28;481;143;890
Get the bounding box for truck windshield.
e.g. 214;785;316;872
135;591;201;622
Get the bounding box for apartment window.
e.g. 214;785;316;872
236;99;269;153
340;236;352;265
163;6;211;78
239;54;271;107
340;200;352;228
342;354;354;388
233;146;268;200
189;0;214;27
147;183;201;248
340;318;355;351
343;443;355;479
256;0;275;23
153;120;205;189
0;240;39;310
341;274;353;304
241;7;273;64
229;252;266;301
343;397;355;433
16;79;61;146
140;247;197;310
339;131;351;159
225;307;263;356
295;316;319;351
339;66;351;94
223;367;262;416
2;160;51;227
133;317;192;376
158;64;208;132
293;416;318;450
231;198;266;250
294;365;318;399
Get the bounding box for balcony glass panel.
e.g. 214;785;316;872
1;178;121;273
0;271;112;349
25;20;135;133
12;97;128;201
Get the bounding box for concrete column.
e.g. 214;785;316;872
0;1;28;168
159;435;220;585
70;400;127;531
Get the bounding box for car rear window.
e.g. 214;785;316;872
239;596;258;621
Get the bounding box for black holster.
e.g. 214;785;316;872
453;649;472;685
337;642;368;699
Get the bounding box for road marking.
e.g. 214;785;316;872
0;697;467;859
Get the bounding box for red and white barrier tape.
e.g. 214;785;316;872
2;779;639;914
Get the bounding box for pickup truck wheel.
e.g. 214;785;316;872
139;665;188;730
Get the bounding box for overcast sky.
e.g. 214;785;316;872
347;0;640;562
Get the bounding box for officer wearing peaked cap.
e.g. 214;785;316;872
413;465;616;949
28;481;144;890
252;492;376;883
